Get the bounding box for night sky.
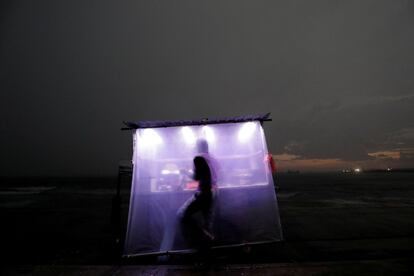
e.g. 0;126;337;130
1;1;414;176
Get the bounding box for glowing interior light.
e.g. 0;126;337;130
202;126;215;143
181;126;196;145
238;122;257;142
161;169;179;175
140;129;162;147
354;168;361;173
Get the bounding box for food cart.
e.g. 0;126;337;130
122;114;283;257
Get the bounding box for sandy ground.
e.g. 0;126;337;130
1;173;413;274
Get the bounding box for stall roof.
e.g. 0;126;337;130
122;113;271;130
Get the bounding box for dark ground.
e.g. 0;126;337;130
1;172;413;275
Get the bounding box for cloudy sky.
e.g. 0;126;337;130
1;0;413;176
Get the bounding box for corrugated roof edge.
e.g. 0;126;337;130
121;113;271;130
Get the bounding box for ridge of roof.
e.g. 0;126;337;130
122;113;271;130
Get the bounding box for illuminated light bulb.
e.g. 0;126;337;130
202;126;215;143
161;169;179;175
181;126;196;145
238;122;257;142
140;129;162;147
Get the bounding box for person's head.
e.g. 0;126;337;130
196;138;209;154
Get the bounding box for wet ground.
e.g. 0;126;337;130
1;173;413;274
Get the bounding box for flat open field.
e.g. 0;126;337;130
1;173;413;274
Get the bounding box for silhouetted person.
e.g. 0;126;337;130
177;138;218;252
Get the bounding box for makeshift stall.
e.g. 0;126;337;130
123;114;283;257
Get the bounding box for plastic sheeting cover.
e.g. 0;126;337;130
124;121;282;256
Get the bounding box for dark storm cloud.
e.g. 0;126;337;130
1;0;414;175
282;94;414;160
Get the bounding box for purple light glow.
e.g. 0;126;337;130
125;121;283;256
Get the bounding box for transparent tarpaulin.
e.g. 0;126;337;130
124;121;283;256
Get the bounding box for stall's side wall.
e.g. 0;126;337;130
259;124;284;241
124;131;139;254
